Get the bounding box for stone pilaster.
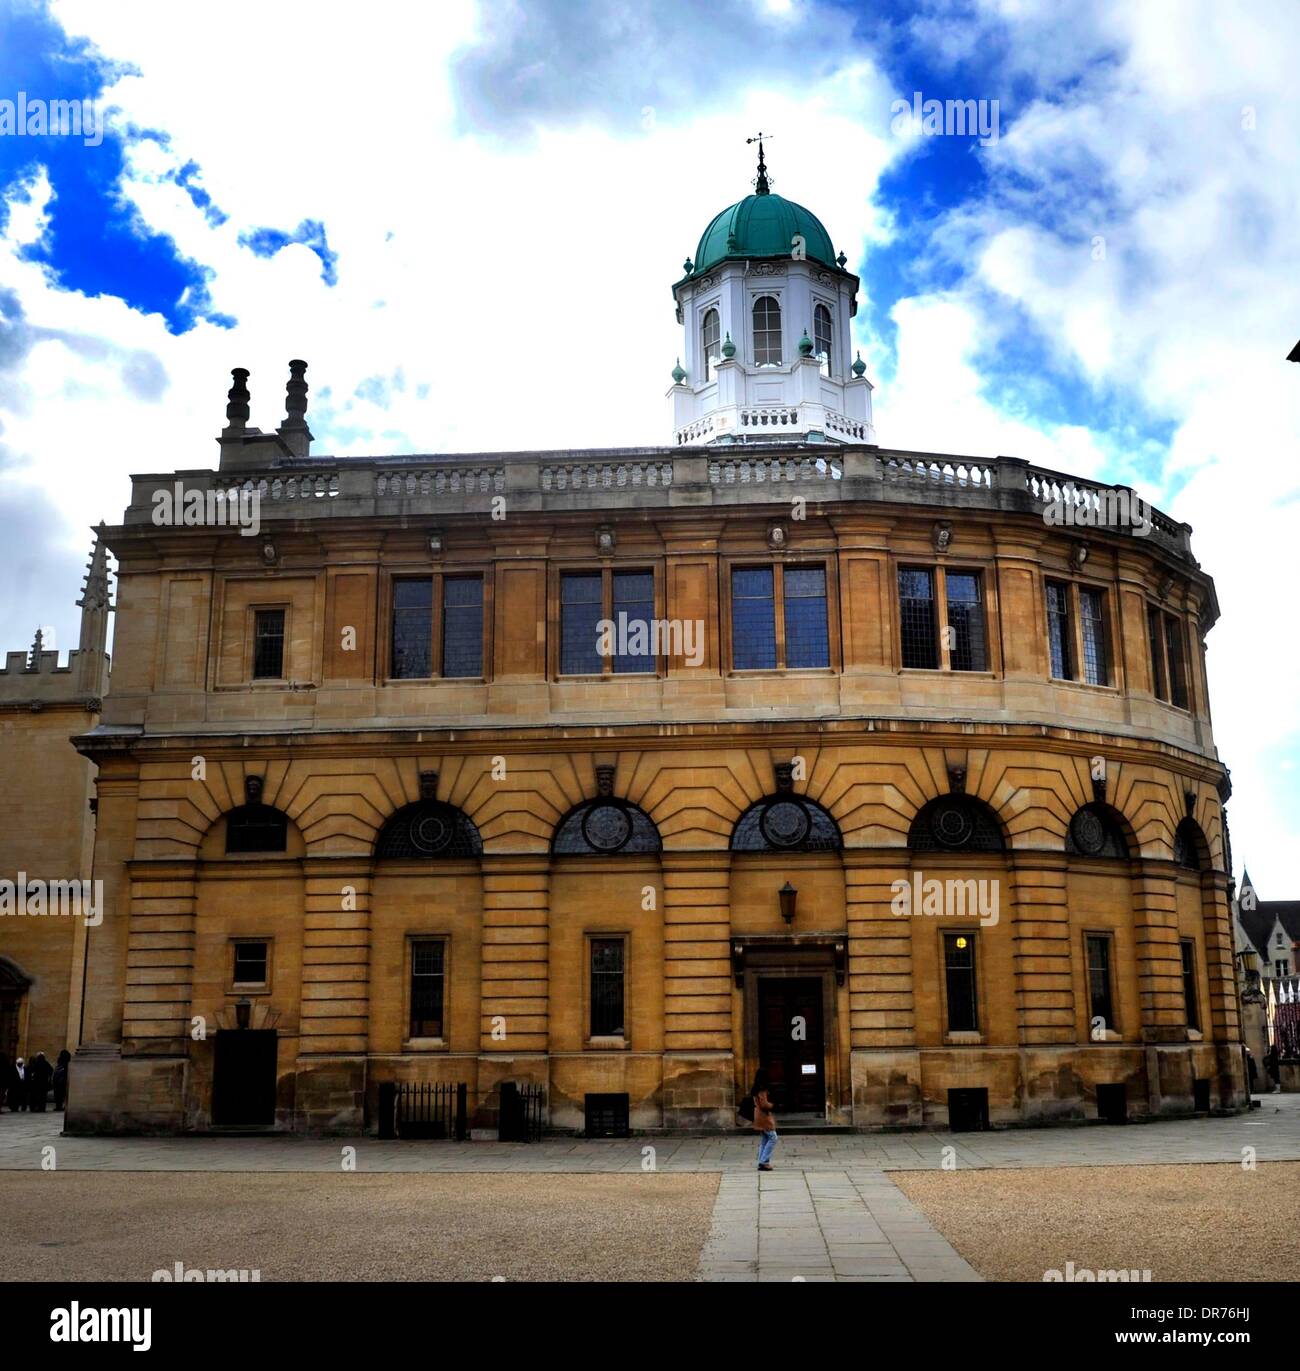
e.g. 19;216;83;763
479;855;549;1051
660;851;733;1127
844;849;919;1126
1200;867;1247;1108
1132;859;1193;1114
121;859;198;1057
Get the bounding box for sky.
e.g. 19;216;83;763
0;0;1296;890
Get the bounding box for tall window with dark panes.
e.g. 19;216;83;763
391;578;433;678
701;307;720;381
252;608;285;679
1180;940;1200;1032
783;566;830;669
1164;614;1188;708
1147;605;1168;700
814;302;833;376
1086;934;1115;1031
612;570;655;674
945;572;987;671
441;576;483;678
409;939;445;1039
590;938;625;1037
944;933;978;1032
560;571;604;676
1079;587;1109;685
1045;580;1073;680
898;568;939;669
233;941;269;987
752;295;782;366
731;566;777;670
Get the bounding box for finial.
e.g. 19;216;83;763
683;257;694;275
224;367;250;434
852;351;866;378
277;359;314;457
28;627;43;667
78;524;111;612
671;358;686;384
798;328;814;357
721;332;735;359
836;249;848;268
746;132;773;195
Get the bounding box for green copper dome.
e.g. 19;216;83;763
691;192;838;275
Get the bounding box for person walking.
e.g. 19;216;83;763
10;1057;27;1112
27;1052;52;1113
52;1049;71;1110
1265;1044;1281;1093
751;1069;778;1171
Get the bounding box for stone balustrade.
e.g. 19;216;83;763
122;444;1195;560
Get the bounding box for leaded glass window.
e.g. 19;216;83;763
1087;934;1115;1030
945;572;986;672
732;567;777;670
253;608;285;680
1080;587;1108;685
814;302;832;375
944;934;978;1032
613;570;655;675
1181;940;1200;1032
442;576;483;678
1148;604;1168;700
1165;614;1188;709
701;307;720;380
409;940;445;1038
783;566;829;669
1046;580;1073;680
898;568;938;670
753;295;782;366
561;571;604;676
392;578;434;679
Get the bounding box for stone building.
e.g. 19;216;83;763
0;537;111;1066
66;158;1244;1135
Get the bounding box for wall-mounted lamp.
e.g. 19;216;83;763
778;881;798;926
235;996;252;1030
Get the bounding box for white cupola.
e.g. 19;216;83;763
668;140;874;447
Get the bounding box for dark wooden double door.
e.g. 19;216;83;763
757;977;825;1114
212;1030;277;1126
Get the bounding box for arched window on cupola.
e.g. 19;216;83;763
551;766;662;855
374;772;482;859
814;303;833;377
701;307;720;381
908;794;1006;853
1065;803;1131;859
753;295;782;366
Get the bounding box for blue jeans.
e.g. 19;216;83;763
757;1130;778;1166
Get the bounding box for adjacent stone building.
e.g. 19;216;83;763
65;159;1245;1135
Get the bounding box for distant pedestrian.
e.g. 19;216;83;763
27;1052;52;1112
9;1057;27;1111
751;1069;778;1172
53;1050;71;1110
1245;1047;1258;1093
1265;1045;1281;1092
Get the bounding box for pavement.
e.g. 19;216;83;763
2;1095;1295;1283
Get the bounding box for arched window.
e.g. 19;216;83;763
552;797;662;856
814;303;833;376
225;804;289;854
1173;817;1208;871
701;307;720;381
375;801;482;859
752;295;782;366
731;794;842;853
1065;803;1131;859
908;796;1005;853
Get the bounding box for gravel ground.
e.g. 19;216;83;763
894;1162;1300;1282
0;1171;719;1282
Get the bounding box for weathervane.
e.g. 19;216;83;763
746;132;773;195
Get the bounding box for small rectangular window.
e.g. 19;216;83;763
945;572;987;672
612;570;655;674
1086;934;1115;1031
1046;581;1073;680
590;937;626;1038
898;568;938;670
441;576;483;678
252;608;285;680
409;940;445;1039
1276;959;1290;979
783;566;830;669
233;940;269;986
731;567;777;670
560;572;604;676
1180;940;1200;1032
392;578;434;679
1079;588;1109;686
1147;605;1168;701
944;933;978;1032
